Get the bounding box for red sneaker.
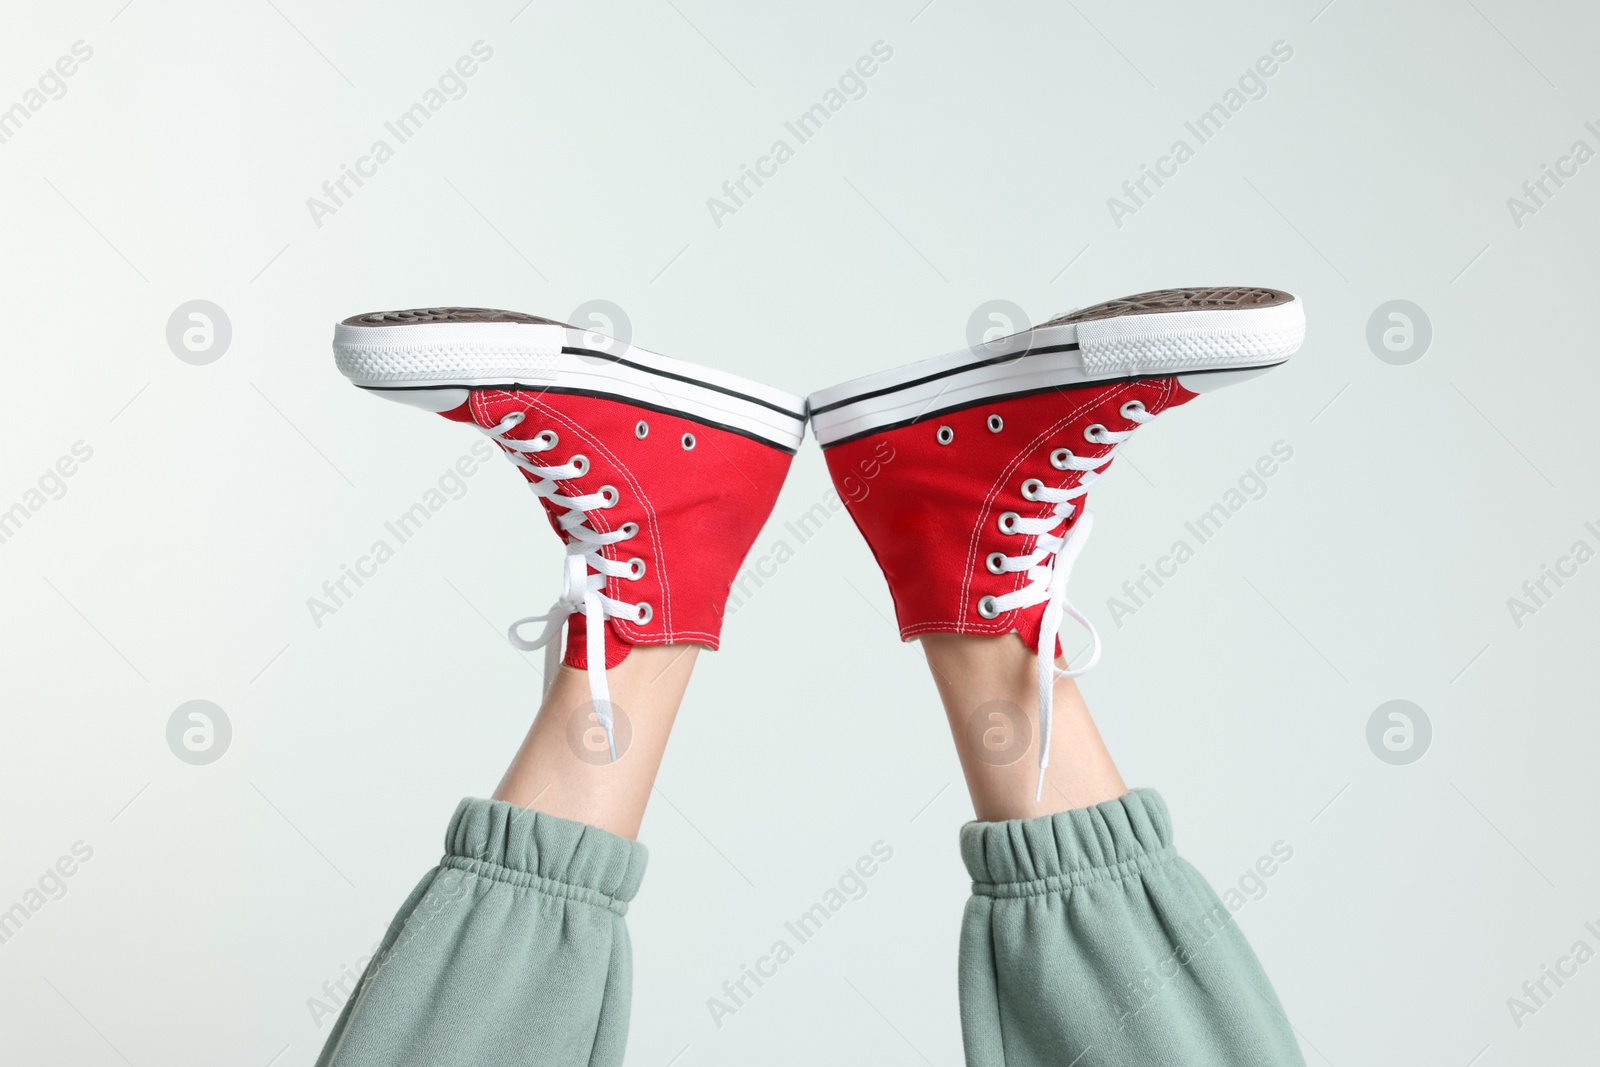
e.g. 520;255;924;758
808;288;1305;795
333;308;806;758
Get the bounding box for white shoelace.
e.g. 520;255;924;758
981;401;1155;799
482;410;648;761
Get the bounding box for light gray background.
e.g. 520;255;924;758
1;0;1595;1064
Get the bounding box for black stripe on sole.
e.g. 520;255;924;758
815;361;1288;449
358;384;802;455
808;343;1081;417
563;346;806;421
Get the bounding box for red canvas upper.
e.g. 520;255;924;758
440;388;796;668
821;376;1199;659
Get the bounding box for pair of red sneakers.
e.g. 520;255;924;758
332;289;1304;791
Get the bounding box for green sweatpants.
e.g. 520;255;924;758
318;791;1296;1066
315;798;647;1067
959;788;1304;1066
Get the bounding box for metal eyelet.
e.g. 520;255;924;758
635;601;654;625
1120;400;1146;419
502;411;527;428
998;511;1020;535
533;429;557;449
635;420;649;439
936;425;954;445
570;454;590;475
986;414;1004;433
619;522;640;539
681;433;696;450
1084;424;1108;444
977;596;1000;619
986;552;1007;575
598;485;619;508
1050;448;1074;470
1020;478;1044;501
627;557;646;580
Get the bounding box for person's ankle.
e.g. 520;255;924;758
921;634;1126;820
922;632;1057;704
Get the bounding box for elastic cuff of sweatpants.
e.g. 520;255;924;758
961;788;1175;898
440;798;648;915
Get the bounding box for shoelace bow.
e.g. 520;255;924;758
983;402;1156;799
482;410;646;761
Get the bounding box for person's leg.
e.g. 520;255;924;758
930;633;1303;1067
924;633;1123;820
316;646;696;1067
321;308;807;1066
494;643;699;840
808;289;1311;1066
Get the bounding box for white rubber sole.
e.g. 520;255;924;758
807;295;1305;447
333;317;808;453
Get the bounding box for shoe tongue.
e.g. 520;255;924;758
561;612;633;670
